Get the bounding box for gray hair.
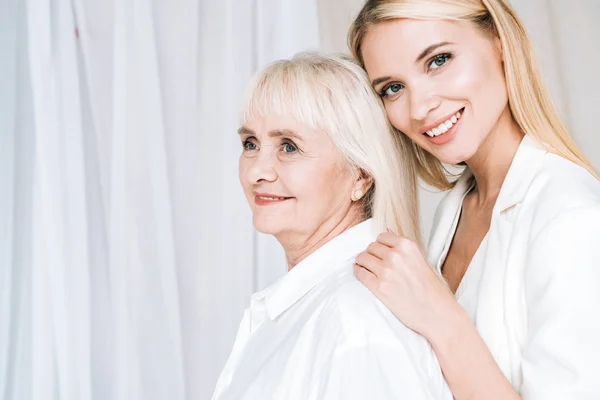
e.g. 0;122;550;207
240;52;422;243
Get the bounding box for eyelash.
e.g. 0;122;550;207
379;52;454;99
242;139;256;151
426;52;453;72
241;138;299;155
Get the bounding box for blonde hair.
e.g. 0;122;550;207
241;52;422;245
349;0;599;189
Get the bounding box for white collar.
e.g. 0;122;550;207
253;219;376;321
494;134;547;212
427;135;548;266
442;134;547;214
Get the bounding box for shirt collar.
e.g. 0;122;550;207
427;135;547;266
446;134;548;213
493;134;548;212
258;219;376;321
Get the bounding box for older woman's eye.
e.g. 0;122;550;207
381;83;404;98
428;53;452;70
242;139;257;151
282;141;297;154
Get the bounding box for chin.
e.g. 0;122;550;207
435;142;477;166
252;215;283;236
440;154;471;166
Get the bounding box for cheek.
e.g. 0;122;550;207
238;155;247;184
451;54;508;111
284;162;351;208
238;157;253;197
385;101;411;135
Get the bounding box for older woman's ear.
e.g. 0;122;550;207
351;170;374;202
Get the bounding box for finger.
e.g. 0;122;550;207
365;241;392;260
354;263;379;292
375;231;401;248
354;252;384;277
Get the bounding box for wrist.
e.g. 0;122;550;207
426;298;472;352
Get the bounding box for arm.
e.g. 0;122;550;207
427;302;521;400
355;235;520;400
355;205;600;400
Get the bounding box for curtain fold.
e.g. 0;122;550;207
1;0;320;398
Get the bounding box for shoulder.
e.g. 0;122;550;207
529;153;600;209
517;155;600;297
316;266;427;349
522;153;600;236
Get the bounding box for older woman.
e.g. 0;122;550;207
211;53;452;400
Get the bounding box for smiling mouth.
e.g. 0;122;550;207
423;107;464;138
254;195;293;206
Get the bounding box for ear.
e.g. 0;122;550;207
351;169;373;201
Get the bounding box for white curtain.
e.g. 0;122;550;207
4;0;597;399
0;0;319;399
319;0;600;241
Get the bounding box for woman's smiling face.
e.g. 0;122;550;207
361;18;509;165
238;115;358;238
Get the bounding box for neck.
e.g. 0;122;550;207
277;207;365;271
465;107;524;206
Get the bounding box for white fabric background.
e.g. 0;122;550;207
1;0;318;399
0;0;597;399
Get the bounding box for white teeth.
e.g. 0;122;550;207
425;109;463;137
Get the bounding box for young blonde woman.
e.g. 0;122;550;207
349;1;600;399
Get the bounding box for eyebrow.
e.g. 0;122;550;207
238;126;304;141
371;76;391;88
238;126;254;135
370;41;454;89
416;41;454;63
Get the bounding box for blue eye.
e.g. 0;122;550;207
382;83;404;98
243;140;257;151
429;53;451;70
282;142;297;153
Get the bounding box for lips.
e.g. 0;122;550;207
421;107;465;145
254;193;293;206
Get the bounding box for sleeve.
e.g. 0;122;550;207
313;342;452;400
521;205;600;399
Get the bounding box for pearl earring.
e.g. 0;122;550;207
353;189;364;201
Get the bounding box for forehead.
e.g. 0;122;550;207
242;115;326;141
361;19;474;75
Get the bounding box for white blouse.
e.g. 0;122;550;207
212;219;452;400
428;135;600;399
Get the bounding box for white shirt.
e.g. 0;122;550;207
212;219;452;400
428;135;600;399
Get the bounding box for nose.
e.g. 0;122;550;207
244;149;278;185
408;83;441;122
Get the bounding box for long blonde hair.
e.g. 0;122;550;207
241;52;422;245
349;0;599;189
